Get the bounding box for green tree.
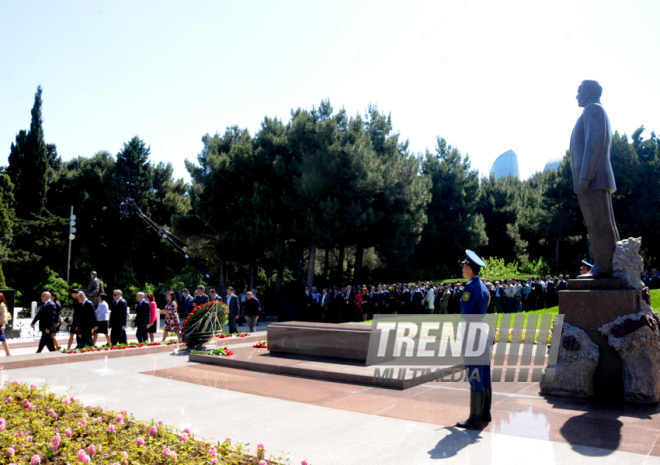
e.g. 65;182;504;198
478;175;527;263
0;170;15;288
7;86;50;218
363;105;430;279
411;137;487;278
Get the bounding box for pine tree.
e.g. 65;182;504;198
21;86;50;216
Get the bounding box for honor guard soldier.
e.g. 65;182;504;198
456;249;492;429
580;260;593;276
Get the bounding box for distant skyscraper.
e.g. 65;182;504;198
490;150;520;179
543;157;563;172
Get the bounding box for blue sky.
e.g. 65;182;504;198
1;0;659;182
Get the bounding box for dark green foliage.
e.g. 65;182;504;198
410;138;487;279
4;85;660;303
8;86;50;217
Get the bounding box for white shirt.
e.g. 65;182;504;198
95;301;109;321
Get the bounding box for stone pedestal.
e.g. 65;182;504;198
560;278;638;400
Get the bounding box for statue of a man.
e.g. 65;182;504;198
570;80;620;278
84;271;104;304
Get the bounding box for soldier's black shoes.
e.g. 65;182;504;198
456;390;484;429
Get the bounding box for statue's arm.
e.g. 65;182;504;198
580;104;608;191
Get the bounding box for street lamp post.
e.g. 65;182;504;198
66;206;76;285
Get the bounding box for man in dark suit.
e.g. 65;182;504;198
451;283;463;314
135;292;150;343
373;285;385;316
401;284;410;314
193;285;210;309
226;286;240;333
75;292;97;348
411;285;424;313
68;287;82;350
301;286;312;321
331;286;343;322
109;289;128;345
319;288;331;322
310;286;321;322
344;285;356;321
556;275;568;292
31;292;58;353
209;289;222;301
180;289;195;328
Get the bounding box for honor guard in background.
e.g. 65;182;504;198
456;250;492;429
580;260;593;275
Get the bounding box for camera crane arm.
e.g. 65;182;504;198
119;198;210;279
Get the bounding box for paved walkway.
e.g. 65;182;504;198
2;334;660;464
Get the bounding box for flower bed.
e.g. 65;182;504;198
493;328;554;345
60;341;178;355
0;381;308;464
216;332;251;339
192;347;235;357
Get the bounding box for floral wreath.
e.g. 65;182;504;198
181;300;228;348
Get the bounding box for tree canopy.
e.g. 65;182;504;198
3;88;660;305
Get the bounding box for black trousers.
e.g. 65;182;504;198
76;331;93;349
136;326;148;343
37;332;56;353
228;315;238;334
110;327;127;345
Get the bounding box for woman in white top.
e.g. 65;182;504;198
93;293;111;346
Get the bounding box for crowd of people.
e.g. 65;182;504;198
643;269;660;289
19;272;265;354
8;265;660;355
300;265;660;324
300;275;572;323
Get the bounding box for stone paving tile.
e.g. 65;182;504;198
146;360;660;457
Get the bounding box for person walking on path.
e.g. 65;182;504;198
75;292;97;349
161;291;181;342
31;292;58;353
245;292;261;332
226;287;240;333
0;292;12;356
67;288;81;350
50;292;62;350
109;290;128;346
146;292;159;342
135;292;150;343
92;293;111;346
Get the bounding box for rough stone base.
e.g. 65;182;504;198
540;323;599;398
607;325;660;403
559;288;638;400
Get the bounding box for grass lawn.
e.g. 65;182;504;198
495;288;660;329
365;289;660;328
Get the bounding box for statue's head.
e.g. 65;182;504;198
577;80;602;107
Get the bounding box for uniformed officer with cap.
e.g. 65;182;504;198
580;260;593;275
456;249;492;429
